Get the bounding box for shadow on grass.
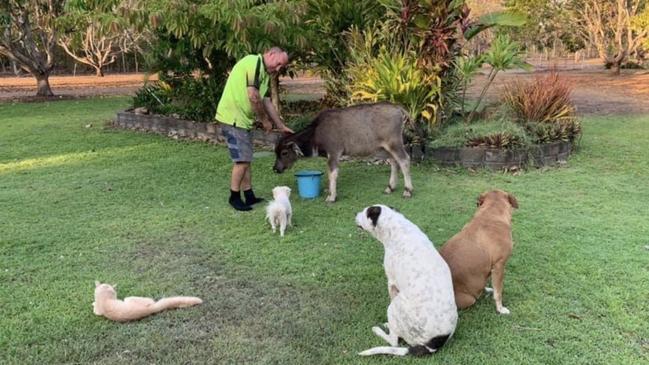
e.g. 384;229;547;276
70;238;355;364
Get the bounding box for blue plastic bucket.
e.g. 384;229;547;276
295;170;323;199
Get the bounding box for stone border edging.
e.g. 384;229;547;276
113;110;282;148
425;141;573;169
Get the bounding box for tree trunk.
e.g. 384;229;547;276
12;61;21;76
35;72;54;96
95;67;104;77
270;73;281;114
612;61;621;75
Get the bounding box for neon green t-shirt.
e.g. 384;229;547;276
215;54;269;130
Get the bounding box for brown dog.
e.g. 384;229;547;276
439;190;518;314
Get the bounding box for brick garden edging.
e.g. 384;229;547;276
114;110;574;169
113;110;283;148
425;141;574;169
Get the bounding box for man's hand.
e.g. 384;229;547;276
261;119;274;132
277;125;294;134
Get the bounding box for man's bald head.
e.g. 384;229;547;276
263;47;289;74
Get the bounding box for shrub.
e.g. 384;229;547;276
502;71;581;143
525;120;582;144
340;27;442;142
281;99;323;132
280;99;323;115
346;46;441;128
164;75;223;122
133;82;172;113
284;113;317;133
133;76;223;122
503;71;574;124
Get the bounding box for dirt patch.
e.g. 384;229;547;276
467;69;649;115
0;74;158;102
0;73;323;103
281;67;649;116
3;67;648;115
280;67;649;116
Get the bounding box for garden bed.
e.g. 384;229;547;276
426;141;574;169
114;110;574;169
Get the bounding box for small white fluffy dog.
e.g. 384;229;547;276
355;205;458;356
266;186;292;237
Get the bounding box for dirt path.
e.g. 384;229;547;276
0;74;160;101
467;69;649;115
2;69;648;115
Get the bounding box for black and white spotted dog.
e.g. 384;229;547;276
356;205;458;356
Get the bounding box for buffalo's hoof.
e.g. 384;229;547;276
384;186;395;194
402;189;412;198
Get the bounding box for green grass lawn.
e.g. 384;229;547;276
1;97;648;364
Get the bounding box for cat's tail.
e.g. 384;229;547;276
358;334;450;357
151;296;203;313
358;347;409;356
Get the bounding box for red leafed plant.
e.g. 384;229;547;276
503;71;582;143
503;71;575;124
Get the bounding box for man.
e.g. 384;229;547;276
216;47;294;211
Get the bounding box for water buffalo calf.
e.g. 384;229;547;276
273;102;413;202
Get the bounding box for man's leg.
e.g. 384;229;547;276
222;124;256;211
231;162;249;191
241;164;264;205
240;164;251;191
229;162;252;211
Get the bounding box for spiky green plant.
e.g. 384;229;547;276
454;54;485;115
466;34;531;122
525;120;582;144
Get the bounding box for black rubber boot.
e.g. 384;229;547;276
243;189;265;206
229;190;252;211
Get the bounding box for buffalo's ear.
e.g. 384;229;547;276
477;193;487;207
287;142;303;157
508;193;519;209
366;206;382;227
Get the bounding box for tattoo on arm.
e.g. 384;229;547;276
248;87;272;128
263;97;284;128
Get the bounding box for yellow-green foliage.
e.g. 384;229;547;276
345;46;442;126
631;7;649;50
